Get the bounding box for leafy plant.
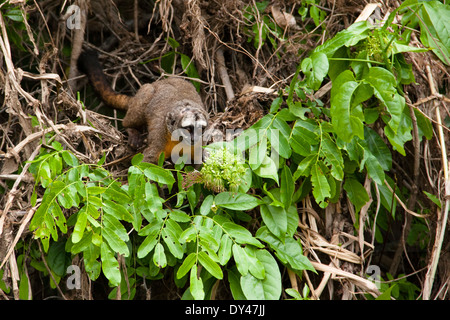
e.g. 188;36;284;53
242;1;286;51
24;1;441;300
397;0;450;65
199;148;248;193
298;0;327;28
28;138;314;299
1;1;29;51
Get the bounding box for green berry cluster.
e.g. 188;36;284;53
201;148;247;193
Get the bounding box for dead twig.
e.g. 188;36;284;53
0;144;41;237
215;47;235;102
310;261;381;298
423;64;449;300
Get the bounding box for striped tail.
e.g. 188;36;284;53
77;50;130;111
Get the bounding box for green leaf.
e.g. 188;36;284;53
103;214;129;242
5;8;24;22
363;67;404;133
260;203;287;242
47;241;68;277
311;162;330;208
138;219;163;236
423;191;441;209
19;269;32;299
101;242;121;286
144;182;164;212
179;225;197;244
415;1;450;65
102;225;129;257
199;232;219;253
198;251;223;279
131;153;144;166
239;167;253;194
187;186;198;214
253;155;279;183
314;20;370;57
177;252;197;279
270;96;283;113
153;243;167;268
286;204;300;237
376;285;396;300
87;186;105;195
218;234;233;265
361;150;385;185
214;192;261;211
301;52;329;90
364;127;392;171
249;134;267;170
137;229;159;259
143;164;175;188
309;5;326;27
256;226;315;272
83;243;101;280
330;72;363;142
61;151;79;167
103;199;133;223
262;184;283;207
391;42;428;55
161;51;176;74
227;266;247;300
48;153;62;176
232;244;249;276
280;166;294;208
104;182;131;204
384;93;406;134
383;113;412;156
223;222;263;248
240;249;282;300
378;177;398;217
169;209;191;223
343;178;370;213
233;115;272;151
72;207;88;243
288;100;310;119
269;119;292;159
190;264;204;300
414;108;433;141
294;154;316;179
289;119;319;156
244;246;265;280
200;195;214;216
320;134;344;181
180;53;201;90
162;220;184;259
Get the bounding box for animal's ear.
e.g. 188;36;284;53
196;112;208;127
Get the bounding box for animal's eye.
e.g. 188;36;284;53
167;113;176;126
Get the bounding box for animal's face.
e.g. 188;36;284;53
166;101;208;145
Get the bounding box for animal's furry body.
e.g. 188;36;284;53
77;51;208;163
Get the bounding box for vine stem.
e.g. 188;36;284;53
423;64;449;300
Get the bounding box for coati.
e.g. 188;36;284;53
77;50;209;164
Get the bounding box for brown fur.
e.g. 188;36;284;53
77;51;208;163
